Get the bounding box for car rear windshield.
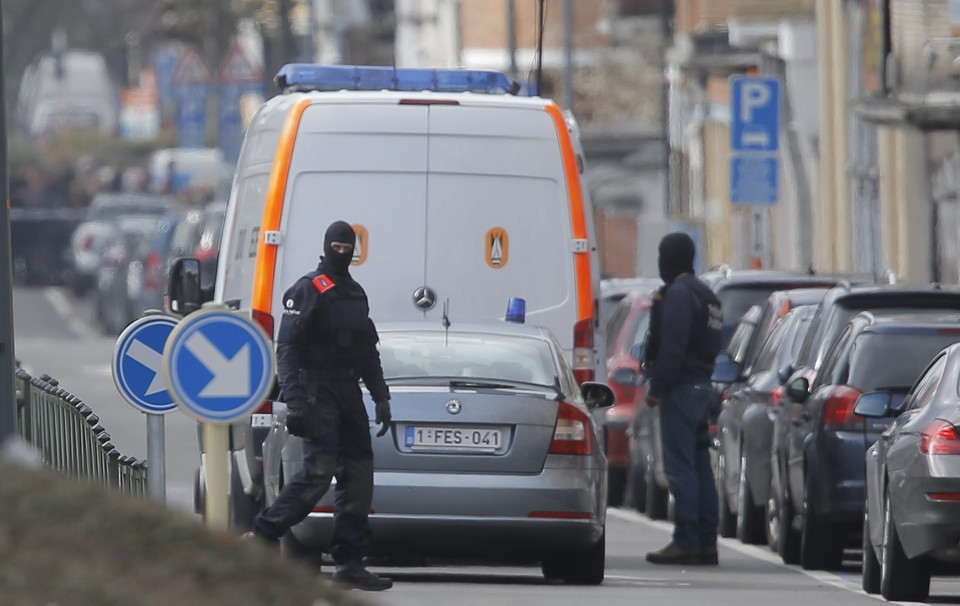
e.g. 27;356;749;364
847;332;960;393
379;332;557;386
717;282;834;346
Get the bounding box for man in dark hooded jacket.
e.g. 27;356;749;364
644;232;723;565
246;220;393;591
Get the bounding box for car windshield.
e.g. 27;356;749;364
847;332;960;393
379;332;558;387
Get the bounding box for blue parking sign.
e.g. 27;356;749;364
162;308;275;423
112;315;180;414
731;76;781;153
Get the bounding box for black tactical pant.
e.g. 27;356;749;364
253;379;374;564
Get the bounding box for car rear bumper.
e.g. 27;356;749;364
290;466;605;559
895;476;960;561
808;431;869;525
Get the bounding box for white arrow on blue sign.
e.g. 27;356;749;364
112;315;180;415
162;307;275;423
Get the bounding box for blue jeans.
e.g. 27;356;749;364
659;383;718;550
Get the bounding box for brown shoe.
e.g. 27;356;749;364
645;542;700;565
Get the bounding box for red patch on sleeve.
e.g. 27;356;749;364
312;274;336;294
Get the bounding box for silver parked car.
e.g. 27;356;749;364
261;321;615;584
859;337;960;601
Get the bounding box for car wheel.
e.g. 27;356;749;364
799;480;843;570
765;486;779;552
645;462;669;520
557;532;605;585
624;457;647;513
880;491;930;601
716;453;736;538
736;453;766;544
777;473;801;565
607;467;626;508
862;499;881;594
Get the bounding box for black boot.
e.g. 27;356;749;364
332;561;393;591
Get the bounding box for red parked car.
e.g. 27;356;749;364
603;288;654;506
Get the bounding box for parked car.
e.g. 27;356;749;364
260;321;614;584
603;288;653;507
68;193;176;296
140;210;188;314
716;304;817;544
859;339;960;601
92;215;166;334
780;313;960;571
771;283;960;565
599;277;661;336
714;288;827;542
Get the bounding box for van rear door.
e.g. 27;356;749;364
276;102;429;321
422;104;577;346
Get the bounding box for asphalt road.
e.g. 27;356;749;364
12;285;960;604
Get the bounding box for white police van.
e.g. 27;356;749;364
172;65;606;526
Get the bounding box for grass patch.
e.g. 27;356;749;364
0;460;369;606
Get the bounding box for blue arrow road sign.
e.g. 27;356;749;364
163;307;275;423
176;84;210;148
731;76;781;153
112;315;180;414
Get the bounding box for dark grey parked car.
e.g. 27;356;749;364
261;322;615;584
859;338;960;601
781;313;960;571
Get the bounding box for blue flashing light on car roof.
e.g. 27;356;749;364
505;297;526;324
275;64;521;95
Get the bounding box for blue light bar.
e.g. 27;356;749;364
505;297;526;324
275;64;519;95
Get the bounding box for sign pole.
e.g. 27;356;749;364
0;0;17;443
146;413;166;502
203;422;230;530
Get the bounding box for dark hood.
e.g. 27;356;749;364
658;232;696;284
322;220;356;274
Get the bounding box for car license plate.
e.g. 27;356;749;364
404;426;502;451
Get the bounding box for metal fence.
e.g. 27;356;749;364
14;366;148;498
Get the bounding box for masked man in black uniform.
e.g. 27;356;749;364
246;220;393;591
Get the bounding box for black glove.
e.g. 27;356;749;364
374;399;392;437
285;397;313;438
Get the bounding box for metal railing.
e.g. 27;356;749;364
14;366;148;498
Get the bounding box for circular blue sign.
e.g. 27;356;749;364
163;307;276;423
112;315;180;414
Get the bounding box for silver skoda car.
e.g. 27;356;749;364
261;321;615;585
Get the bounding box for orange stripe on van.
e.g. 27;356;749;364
545;103;592;323
253;98;312;318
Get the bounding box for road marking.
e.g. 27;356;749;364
43;287;97;340
608;507;921;605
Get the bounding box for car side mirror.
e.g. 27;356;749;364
712;352;741;384
629;343;646;361
777;365;793;384
786;377;810;403
854;391;893;418
581;381;616;409
167;257;203;316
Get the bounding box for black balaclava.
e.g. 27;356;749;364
658;232;696;284
322;220;356;274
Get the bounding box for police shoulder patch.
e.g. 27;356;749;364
312;274;336;294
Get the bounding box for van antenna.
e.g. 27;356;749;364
442;299;451;346
535;0;546;96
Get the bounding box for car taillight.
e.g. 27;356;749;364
252;309;275;415
769;386;784;408
920;420;960;455
573;319;594;385
145;251;161;289
822;386;864;431
549;401;593;455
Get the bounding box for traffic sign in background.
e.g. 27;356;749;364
162;307;275;423
173;46;212;148
217;43;264;165
112;315;179;415
729;75;782;206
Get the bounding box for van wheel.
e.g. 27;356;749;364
229;463;262;532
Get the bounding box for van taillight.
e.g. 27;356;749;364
823;386;863;431
920;420;960;455
573;319;594;385
549;401;593;455
252;310;274;339
252;309;275;416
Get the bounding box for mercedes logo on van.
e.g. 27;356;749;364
413;286;437;311
445;399;462;415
